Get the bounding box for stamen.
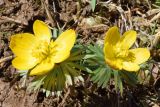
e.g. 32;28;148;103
115;50;135;61
31;40;58;62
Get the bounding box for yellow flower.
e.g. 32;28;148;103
104;26;150;71
10;20;76;76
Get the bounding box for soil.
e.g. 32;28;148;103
0;0;160;107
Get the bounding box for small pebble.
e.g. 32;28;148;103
0;0;4;6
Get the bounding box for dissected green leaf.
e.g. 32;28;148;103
91;67;104;82
155;0;160;6
90;0;96;12
70;49;84;57
97;68;109;87
64;63;80;77
101;68;111;88
28;75;46;91
90;65;112;88
67;55;85;61
113;70;124;95
114;70;119;92
86;44;112;88
119;78;123;96
67;62;86;71
119;70;137;87
53;28;58;38
63;69;73;86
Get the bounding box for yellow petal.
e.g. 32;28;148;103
33;20;52;42
104;26;120;45
105;58;123;70
119;30;136;49
103;43;115;59
129;48;150;64
122;61;140;71
9;33;36;57
55;29;76;51
12;56;38;70
30;59;55;76
52;51;70;63
53;29;76;63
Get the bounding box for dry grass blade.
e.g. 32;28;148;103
58;88;70;107
150;12;160;23
0;55;13;64
0;16;28;25
40;0;55;26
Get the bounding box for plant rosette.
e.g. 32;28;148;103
86;26;150;94
10;20;85;96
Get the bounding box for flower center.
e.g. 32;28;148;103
32;40;56;62
115;48;135;61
